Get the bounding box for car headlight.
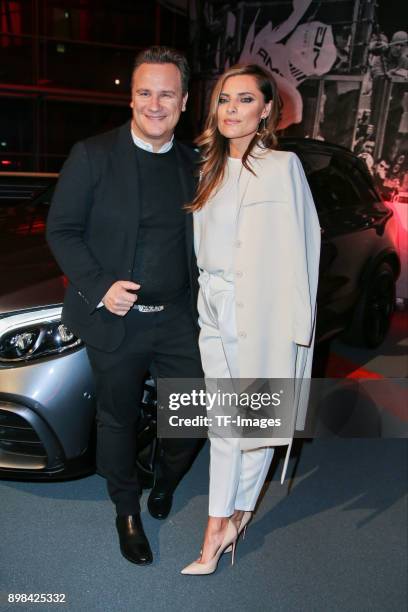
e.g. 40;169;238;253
0;307;82;363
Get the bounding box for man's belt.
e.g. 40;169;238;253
132;304;165;313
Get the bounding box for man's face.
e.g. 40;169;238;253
390;42;406;59
375;160;389;179
362;140;375;155
130;63;188;151
366;124;374;137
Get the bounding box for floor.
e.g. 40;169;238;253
0;312;406;612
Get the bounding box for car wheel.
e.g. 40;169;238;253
343;262;395;348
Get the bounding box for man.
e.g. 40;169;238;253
46;47;203;566
372;158;392;200
357;138;376;157
357;139;376;174
370;31;408;137
371;31;408;79
354;125;376;156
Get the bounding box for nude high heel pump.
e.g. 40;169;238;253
181;520;238;575
224;511;252;554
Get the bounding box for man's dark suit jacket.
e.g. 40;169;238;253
46;120;199;352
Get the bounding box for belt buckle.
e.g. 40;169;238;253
136;304;164;313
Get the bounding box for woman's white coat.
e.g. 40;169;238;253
194;148;321;462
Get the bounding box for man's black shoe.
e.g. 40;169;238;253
147;485;174;520
115;514;153;565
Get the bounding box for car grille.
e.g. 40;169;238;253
0;410;47;458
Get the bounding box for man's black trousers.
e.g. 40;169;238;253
86;295;203;516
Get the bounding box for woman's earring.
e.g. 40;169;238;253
256;117;267;136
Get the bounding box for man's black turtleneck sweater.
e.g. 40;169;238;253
132;145;189;305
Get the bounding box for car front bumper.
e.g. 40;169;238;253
0;347;96;478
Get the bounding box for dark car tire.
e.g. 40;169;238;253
342;262;395;349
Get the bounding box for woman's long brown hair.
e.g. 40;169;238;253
187;64;282;213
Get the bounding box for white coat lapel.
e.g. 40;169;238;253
236;165;252;228
238;147;289;214
235;145;268;227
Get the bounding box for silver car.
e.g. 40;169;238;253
0;173;98;477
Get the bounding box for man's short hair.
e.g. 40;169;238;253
132;46;190;94
391;31;408;46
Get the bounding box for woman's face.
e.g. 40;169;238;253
217;75;272;154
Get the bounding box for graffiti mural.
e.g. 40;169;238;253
238;1;337;128
191;0;408;188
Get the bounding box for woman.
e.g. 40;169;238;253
181;64;320;575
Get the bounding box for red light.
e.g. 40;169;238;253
1;160;12;166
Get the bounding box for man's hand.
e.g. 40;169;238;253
102;281;140;316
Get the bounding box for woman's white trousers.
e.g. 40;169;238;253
198;272;274;517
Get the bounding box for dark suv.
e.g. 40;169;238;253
0;140;400;478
